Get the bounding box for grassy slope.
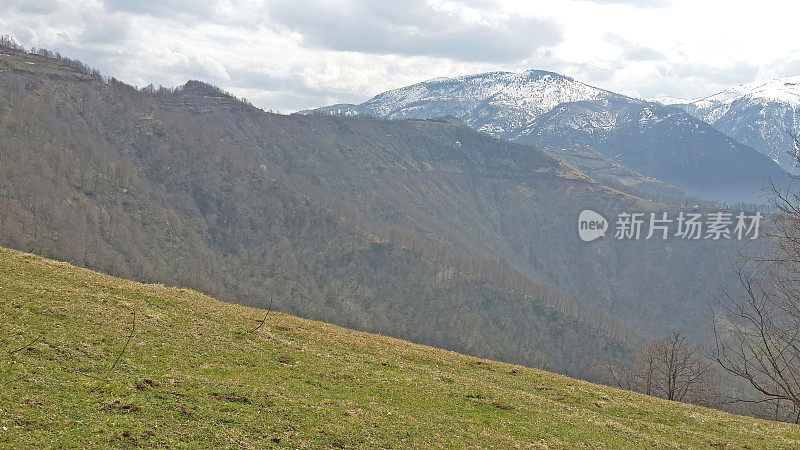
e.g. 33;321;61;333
0;247;797;448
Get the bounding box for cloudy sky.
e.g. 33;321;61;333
3;0;800;112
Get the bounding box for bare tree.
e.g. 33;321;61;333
656;332;717;403
712;130;800;422
605;331;717;405
0;35;24;51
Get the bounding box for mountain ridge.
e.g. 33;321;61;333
302;69;624;139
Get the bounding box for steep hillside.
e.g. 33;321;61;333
306;70;789;203
519;99;789;203
541;146;700;205
0;47;637;379
2;247;799;448
0;46;751;380
665;76;800;174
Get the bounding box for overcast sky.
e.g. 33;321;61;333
3;0;800;112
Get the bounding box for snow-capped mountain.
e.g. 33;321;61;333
306;70;623;139
666;76;800;174
304;70;790;203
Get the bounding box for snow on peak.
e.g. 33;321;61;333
647;96;689;106
361;69;613;121
695;75;800;108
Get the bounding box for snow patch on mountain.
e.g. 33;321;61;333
695;75;800;109
352;70;623;138
646;96;688;106
661;75;800;174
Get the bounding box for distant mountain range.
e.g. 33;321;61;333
650;76;800;175
305;71;791;203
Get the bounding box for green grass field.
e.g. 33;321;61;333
1;246;798;448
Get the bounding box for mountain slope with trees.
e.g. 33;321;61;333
0;43;749;380
519;99;788;203
0;45;632;378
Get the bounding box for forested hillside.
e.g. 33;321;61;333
0;45;746;379
518;99;788;203
0;46;631;378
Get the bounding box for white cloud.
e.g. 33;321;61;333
1;0;800;111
